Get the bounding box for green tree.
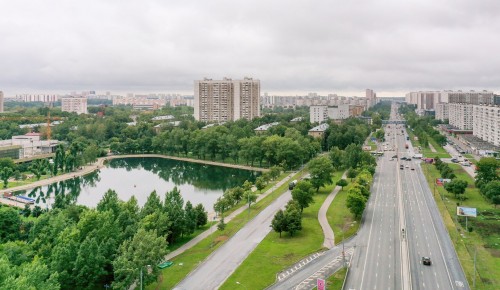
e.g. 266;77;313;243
336;179;348;190
482;180;500;206
74;237;106;289
243;191;258;209
0;207;21;242
346;168;358;181
164;187;186;243
308;156;334;192
255;176;266;193
444;179;468;200
184;201;197;236
1;257;60;290
0;167;13;188
141;191;163;218
271;209;286;237
291;180;314;212
194;203;208;228
475;157;499;189
346;187;367;219
112;229;168;290
329;146;345;170
284;204;302;237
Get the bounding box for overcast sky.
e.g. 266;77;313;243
1;0;500;97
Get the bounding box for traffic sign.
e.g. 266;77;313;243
317;278;326;290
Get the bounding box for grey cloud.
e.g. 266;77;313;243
1;0;500;96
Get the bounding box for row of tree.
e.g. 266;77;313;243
213;166;283;225
400;105;447;148
0;187;208;289
474;157;500;207
270;143;377;238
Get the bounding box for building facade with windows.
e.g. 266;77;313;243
435;103;449;121
61;97;88;114
194;77;260;122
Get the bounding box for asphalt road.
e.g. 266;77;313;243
174;190;292;290
344;104;469;290
344;116;405;290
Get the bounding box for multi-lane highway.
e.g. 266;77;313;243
345;104;469;290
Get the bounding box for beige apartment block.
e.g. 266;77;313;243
194;77;260;122
61;97;87;114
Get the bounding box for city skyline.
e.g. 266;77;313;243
1;1;500;97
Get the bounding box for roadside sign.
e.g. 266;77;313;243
457;207;477;217
317;278;325;290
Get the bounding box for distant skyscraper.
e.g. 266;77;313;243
61;97;88;114
0;91;4;113
365;89;377;108
194;77;260;122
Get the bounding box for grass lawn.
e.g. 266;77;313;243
147;171;306;290
327;181;359;244
322;267;347;290
218;172;343;290
367;140;377;151
5;174;53;189
422;163;500;289
408;131;451;158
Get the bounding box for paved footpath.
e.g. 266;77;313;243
318;171;347;249
165;172;295;261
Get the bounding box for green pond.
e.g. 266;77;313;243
15;157;259;212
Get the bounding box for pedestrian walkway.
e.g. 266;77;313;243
318;171;347;249
164;171;296;261
428;142;437;153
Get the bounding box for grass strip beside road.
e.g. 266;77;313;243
407;131;450;158
219;172;342;290
147;171;304;290
421;163;500;290
327;181;359;245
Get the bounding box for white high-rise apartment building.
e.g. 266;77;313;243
310;105;328;123
0;91;4;113
448;103;473;130
473;104;500;146
194;77;260;122
61;97;88;114
435;103;449;121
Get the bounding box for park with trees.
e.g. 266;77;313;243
0;103;384;289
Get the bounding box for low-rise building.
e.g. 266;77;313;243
308;123;329;138
254;122;279;134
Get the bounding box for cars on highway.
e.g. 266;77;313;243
411;168;415;171
422;257;432;266
405;164;409;168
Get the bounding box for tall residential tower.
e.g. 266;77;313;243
194;77;260;122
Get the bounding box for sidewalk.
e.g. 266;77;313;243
318;171;347;249
164;171;296;261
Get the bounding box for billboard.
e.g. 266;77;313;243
457;207;477;217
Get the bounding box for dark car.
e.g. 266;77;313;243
401;157;407;160
411;168;415;171
422;257;431;266
392;155;398;159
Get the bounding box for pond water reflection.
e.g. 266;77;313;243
15;157;259;212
